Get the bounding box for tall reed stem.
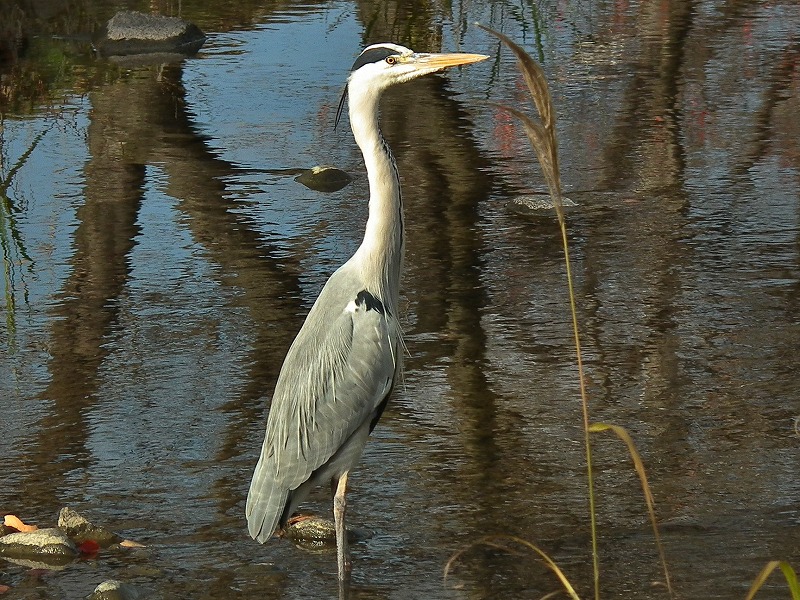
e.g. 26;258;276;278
477;23;600;598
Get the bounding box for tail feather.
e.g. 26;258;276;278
246;456;289;543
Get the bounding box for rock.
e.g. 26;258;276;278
94;11;206;57
295;165;352;193
283;515;370;548
1;556;72;570
58;507;122;547
0;527;78;559
284;516;337;544
87;579;141;600
511;194;577;212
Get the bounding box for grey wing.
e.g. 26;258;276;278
246;284;398;543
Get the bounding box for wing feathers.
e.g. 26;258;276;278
246;280;398;542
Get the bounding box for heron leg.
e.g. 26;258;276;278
333;471;351;582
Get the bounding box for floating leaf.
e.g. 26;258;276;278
3;515;38;533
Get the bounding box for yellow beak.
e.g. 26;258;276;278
410;52;490;70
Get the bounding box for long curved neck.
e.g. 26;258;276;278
348;83;404;309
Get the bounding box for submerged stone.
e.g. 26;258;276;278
87;579;141;600
0;527;78;559
284;516;337;544
295;165;352;193
511;194;577;212
283;515;370;548
1;555;73;570
94;11;206;57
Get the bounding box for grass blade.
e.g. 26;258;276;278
444;535;582;600
588;423;674;597
744;560;800;600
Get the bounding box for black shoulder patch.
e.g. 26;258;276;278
355;290;385;315
351;47;397;71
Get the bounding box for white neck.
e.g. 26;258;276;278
348;82;404;309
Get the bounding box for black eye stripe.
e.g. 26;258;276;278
351;47;398;71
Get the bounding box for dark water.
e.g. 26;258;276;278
1;0;799;598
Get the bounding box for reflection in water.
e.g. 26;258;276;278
1;0;799;598
21;159;144;510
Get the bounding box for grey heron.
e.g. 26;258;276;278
246;42;488;580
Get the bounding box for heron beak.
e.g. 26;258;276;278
410;52;489;71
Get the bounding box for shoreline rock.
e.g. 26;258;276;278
94;11;206;57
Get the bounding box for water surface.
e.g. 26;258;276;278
1;0;799;598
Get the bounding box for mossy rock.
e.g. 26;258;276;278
0;527;78;559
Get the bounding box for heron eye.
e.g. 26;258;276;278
385;56;397;65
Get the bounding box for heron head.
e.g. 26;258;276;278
348;43;488;88
335;43;488;128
